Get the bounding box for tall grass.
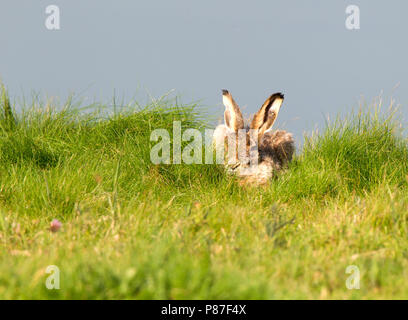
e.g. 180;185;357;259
1;86;408;299
269;106;408;202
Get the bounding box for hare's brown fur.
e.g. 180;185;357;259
213;90;295;185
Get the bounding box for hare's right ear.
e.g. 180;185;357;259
222;90;244;132
250;93;284;139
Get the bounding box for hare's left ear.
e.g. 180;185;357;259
250;93;284;139
222;90;244;132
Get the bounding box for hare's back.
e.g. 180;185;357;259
261;130;295;164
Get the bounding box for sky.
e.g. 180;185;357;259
0;1;407;144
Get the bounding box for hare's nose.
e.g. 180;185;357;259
242;158;250;166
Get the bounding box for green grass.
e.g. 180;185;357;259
1;85;408;299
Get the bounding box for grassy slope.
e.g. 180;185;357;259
1;87;408;299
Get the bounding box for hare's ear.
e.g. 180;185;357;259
222;89;244;132
250;93;284;138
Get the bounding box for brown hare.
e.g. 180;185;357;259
213;90;295;185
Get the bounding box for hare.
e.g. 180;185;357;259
213;90;294;185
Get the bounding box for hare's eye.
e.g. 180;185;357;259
230;162;240;170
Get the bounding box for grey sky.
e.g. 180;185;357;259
0;1;407;143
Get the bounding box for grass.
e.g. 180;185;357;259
1;85;408;299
